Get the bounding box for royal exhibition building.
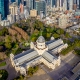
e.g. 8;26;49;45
10;36;68;75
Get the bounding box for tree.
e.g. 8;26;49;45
0;27;8;36
28;66;39;76
5;35;12;43
56;28;64;35
5;43;12;49
53;33;60;39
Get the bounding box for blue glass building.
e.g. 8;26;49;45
0;0;5;19
4;0;9;18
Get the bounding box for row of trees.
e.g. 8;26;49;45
60;38;80;55
12;26;29;40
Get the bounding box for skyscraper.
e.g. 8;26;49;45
63;0;67;11
34;0;46;16
73;0;77;4
51;0;55;8
69;0;73;11
26;0;34;10
4;0;9;18
79;0;80;9
0;0;5;19
46;0;51;6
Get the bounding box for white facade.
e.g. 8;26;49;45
9;2;18;15
0;20;10;26
10;36;68;75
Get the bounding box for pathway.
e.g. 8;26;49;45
0;58;19;80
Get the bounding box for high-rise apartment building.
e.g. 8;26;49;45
34;0;46;16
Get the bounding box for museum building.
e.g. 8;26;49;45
10;36;68;75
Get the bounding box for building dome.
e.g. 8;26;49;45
37;36;45;43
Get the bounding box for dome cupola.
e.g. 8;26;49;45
37;36;45;43
36;36;46;50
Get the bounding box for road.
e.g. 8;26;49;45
46;51;80;80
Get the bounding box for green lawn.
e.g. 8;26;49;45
0;62;6;67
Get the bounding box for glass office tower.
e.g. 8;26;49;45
4;0;9;18
34;0;46;16
0;0;5;19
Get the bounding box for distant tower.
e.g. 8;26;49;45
79;0;80;9
4;0;9;18
57;0;59;8
69;0;73;11
26;0;34;10
51;0;55;8
0;0;5;19
59;0;62;7
63;0;67;11
34;0;46;16
20;3;24;13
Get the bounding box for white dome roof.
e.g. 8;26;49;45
37;36;45;43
